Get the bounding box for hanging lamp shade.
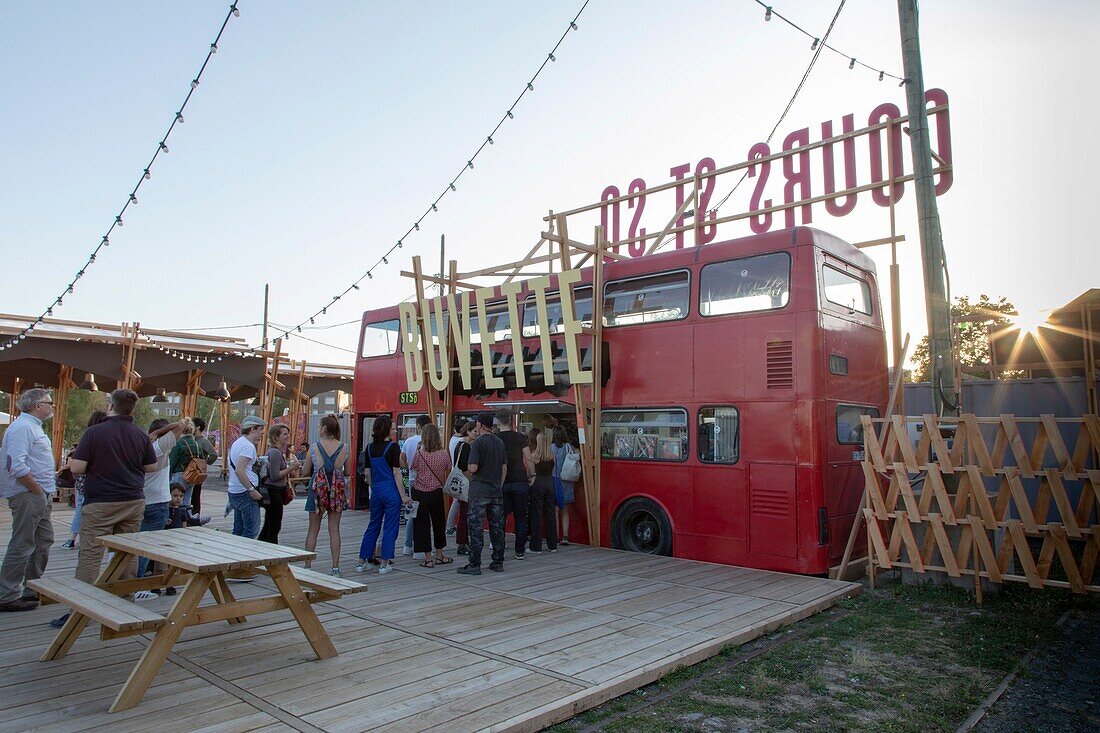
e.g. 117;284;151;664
79;373;98;391
151;388;169;403
210;380;231;401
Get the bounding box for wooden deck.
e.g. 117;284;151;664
0;490;859;732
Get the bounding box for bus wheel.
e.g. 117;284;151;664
613;498;672;556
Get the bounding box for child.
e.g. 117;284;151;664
168;483;211;529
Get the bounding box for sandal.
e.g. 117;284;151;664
436;555;454;565
418;559;435;568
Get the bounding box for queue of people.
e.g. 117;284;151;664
0;390;579;618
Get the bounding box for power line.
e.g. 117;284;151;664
0;2;242;353
711;0;849;213
269;324;356;354
266;0;592;349
754;0;904;82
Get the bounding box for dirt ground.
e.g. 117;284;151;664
545;579;1099;733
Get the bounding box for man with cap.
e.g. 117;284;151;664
228;416;267;553
458;412;507;575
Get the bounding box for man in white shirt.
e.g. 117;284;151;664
228;415;266;549
0;389;56;612
134;419;183;589
399;415;431;555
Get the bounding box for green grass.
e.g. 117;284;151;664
546;581;1097;733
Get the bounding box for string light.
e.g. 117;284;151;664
752;0;904;82
0;2;241;352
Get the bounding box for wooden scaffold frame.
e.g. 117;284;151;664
400;222;617;546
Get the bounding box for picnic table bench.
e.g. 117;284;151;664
28;526;365;713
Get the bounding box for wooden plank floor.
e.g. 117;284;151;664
0;487;859;732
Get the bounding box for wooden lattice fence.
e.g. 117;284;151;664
861;414;1100;595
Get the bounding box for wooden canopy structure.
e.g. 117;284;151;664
0;314;352;466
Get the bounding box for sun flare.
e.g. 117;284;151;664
1009;310;1048;336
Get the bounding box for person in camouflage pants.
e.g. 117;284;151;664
466;497;505;570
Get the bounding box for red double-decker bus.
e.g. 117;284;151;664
352;226;886;574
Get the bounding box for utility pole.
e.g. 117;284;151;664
898;0;957;416
262;283;269;351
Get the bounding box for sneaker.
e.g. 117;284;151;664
402;547;414;556
457;564;482;576
165;586;177;596
62;539;76;549
528;548;542;554
355;562;367;573
488;562;504;573
331;568;342;577
0;599;37;612
133;591;157;601
446;527;456;535
378;564;394;575
560;538;569;546
456;545;469;555
50;612;71;628
548;547;558;553
514;552;526;560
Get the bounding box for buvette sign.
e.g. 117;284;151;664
399;269;591;393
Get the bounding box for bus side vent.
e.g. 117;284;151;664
751;487;789;518
766;341;794;389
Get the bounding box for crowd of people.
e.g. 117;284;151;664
0;388;578;618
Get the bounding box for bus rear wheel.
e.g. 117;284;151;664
613;498;673;556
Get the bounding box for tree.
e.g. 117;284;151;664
910;295;1017;382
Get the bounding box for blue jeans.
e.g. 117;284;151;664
136;501;169;578
70;490;85;535
229;491;261;540
359;484;402;561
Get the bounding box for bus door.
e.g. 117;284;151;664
693;406;749;560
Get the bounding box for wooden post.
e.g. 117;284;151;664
588;226;606;546
119;322;142;391
10;377;22;417
181;370;205;418
51;366;75;466
412;255;439;424
219;398;230;479
259;338;283;454
288;360;308;448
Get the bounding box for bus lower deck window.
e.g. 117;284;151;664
600;409;688;461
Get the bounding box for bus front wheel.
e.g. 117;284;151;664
612;498;673;556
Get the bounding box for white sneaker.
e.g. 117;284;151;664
355;562;366;573
330;567;342;577
378;564;394;575
133;591;157;602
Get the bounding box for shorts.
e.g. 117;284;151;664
553;476;574;507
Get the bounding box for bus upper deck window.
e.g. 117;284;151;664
603;271;690;327
823;265;873;315
699;252;790;316
522;286;593;337
360;319;401;358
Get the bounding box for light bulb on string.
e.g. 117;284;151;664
210;43;218;54
571;22;577;30
507;111;514;119
367;272;373;279
899;79;907;87
130;194;138;204
450;183;456;192
549;53;555;62
160;142;168;152
143;169;151;180
116;216;124;227
382;256;388;264
527;82;534;91
878;71;884;81
764;6;772;21
487;136;494;145
849;58;856;70
176;112;184;123
102;236;109;246
811;38;819;50
232;4;239;17
191;79;199;89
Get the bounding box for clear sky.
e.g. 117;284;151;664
2;1;1097;367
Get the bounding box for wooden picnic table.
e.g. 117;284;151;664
28;527;365;713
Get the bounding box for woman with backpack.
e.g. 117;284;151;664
356;415;411;575
301;414;351;576
551;426;576;545
410;424;453;568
